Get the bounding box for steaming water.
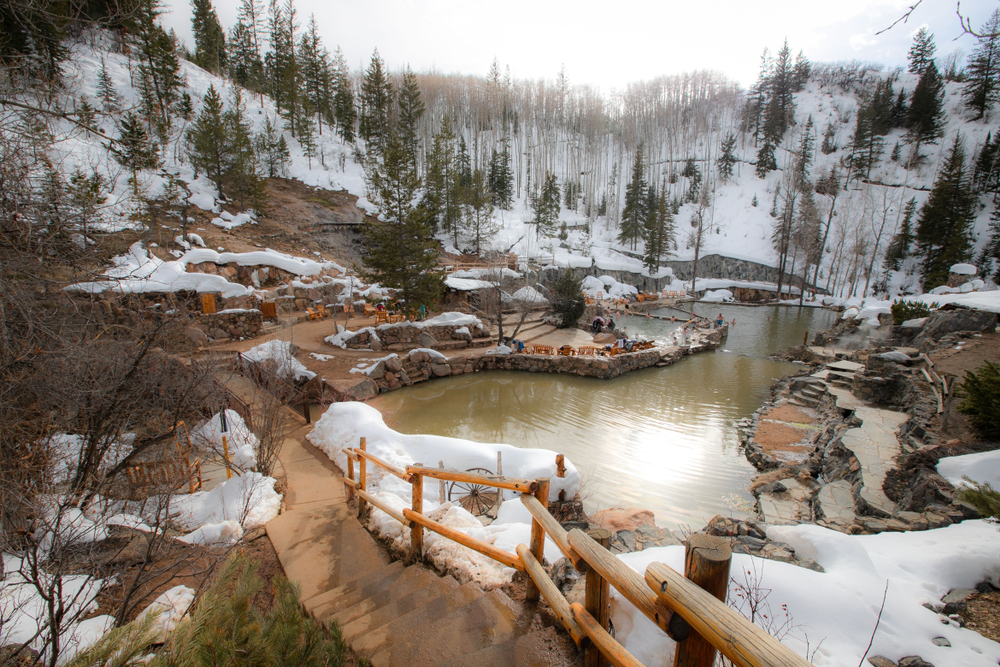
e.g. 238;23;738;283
372;304;839;530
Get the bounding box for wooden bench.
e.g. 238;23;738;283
124;421;203;498
577;346;597;356
528;345;554;355
557;345;575;356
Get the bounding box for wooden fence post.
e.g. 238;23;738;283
410;465;424;562
555;454;567;501
221;435;232;480
358;437;367;519
674;534;732;667
585;528;612;667
525;477;550;602
438;460;446;504
346;453;355;502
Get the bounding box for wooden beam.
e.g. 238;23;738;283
516;545;589;648
585;528;612;667
356;489;406;525
410;472;423;561
567;529;691;642
675;535;733;667
405;464;538;493
403;508;524;572
526;478;550;603
358;437;367;519
645;562;814;667
520;493;587;571
356;448;414;483
570;603;645;667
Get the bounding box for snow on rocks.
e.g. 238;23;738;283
138;585;196;643
210;211;253;230
512;286;548;303
610;522;1000;667
306;402;577;588
241;339;315;382
950;263;978;275
172;472;282;531
192;410;258;471
699;289;734;303
937;449;1000;488
178;520;245;546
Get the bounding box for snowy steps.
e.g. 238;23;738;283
269;426;574;666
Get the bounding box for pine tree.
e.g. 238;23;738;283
462;169;497;255
187;84;229;198
847;100;884;180
618;145;647;249
793;50;811;91
716;132;737;183
756;139;777;177
762;40;795;142
532;171;560;237
423;117;460;239
237;0;264;65
892;88;909;127
455;137;472;188
908;27;937;76
298;14;331;135
96;58;121;113
254;115;290;178
796;116;814;179
277;0;301;137
76;96;96;130
229;19;262;91
642;182;673;273
916;134;977;290
224;87;265;211
191;0;226;74
974;131;1000;193
331;47;356;142
112;111;160;197
884;197;917;271
297;101;317;167
359;49;393;155
682;157;702;203
820;121;837;154
742;48;770;146
907;62;945;156
362;132;443;311
977;206;1000;280
133;0;183;130
963;9;1000;119
397;67;425;169
487;146;514;209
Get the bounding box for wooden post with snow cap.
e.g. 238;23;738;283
346;452;355;502
357;437;367;519
525;477;550;602
410;462;424;561
556;454;567;501
674;535;732;667
584;528;612;667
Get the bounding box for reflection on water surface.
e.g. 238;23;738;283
373;304;839;529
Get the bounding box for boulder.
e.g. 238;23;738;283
593;333;615;344
589;508;656;533
867;657;897;667
899;469;954;512
418;330;438;348
430;363;451;377
385;356;403;373
185;326;210;348
369;337;384;352
912;309;997;349
366;361;386;380
328;377;378;402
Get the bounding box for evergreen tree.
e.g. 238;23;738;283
331;47;356;142
397;67;425;169
618;145;647;250
362;132;443;311
359;49;393;155
462;169;497;255
423;116;460;239
682;157;702;203
762;40;795;142
187;84;229;198
907;62;945;155
255;115;290;178
297;101;318;167
487;146;514;209
977;206;1000;280
224;87;265;211
892;88;909;127
793;50;811;91
916;134;977;290
532;171;560;237
133;0;183;130
820;121;837;154
884;197;917;271
796;116;814;179
716;132;737;183
974;131;1000;193
455;137;472;188
963;9;1000;119
642;182;674;273
550;270;585;328
237;0;264;65
908;27;937;76
191;0;226;74
112;111;160;197
76;96;96;130
847;99;884;180
228;19;263;91
756;139;777;177
96;58;121;113
298;14;332;135
742;48;770;146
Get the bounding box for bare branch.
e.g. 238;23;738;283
875;0;924;35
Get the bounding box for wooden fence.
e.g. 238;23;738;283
342;437;814;667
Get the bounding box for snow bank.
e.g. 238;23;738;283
306;402;578;588
241;340;315;382
445;276;494;291
326;326;380;349
178;520;244;546
138;585;195;643
611;522;1000;667
171;472;282;530
177;247;334;276
937;449;1000;488
951;263;978;275
193;410;258;471
512;286;548;303
700;289;734;303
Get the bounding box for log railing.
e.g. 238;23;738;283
340;437;814;667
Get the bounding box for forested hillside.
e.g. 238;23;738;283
4;0;1000;303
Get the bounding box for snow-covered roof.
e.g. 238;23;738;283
445;276;494;291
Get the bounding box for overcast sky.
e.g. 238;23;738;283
159;0;999;91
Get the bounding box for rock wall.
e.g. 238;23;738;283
337;322;492;352
200;309;263;340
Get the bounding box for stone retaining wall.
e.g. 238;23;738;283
200;309;263;340
337;321;491;352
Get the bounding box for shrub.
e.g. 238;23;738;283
550;270;586;329
957;361;1000;440
890;299;937;325
958;478;1000;521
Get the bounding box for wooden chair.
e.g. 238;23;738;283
364;304;376;317
577;346;597;356
343;304;354;319
375;310;389;324
557;345;575;356
306;307;321;321
533;345;555;355
316;304;329;318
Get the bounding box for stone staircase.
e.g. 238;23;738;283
266;427;579;667
787;379;826;408
401;359;430;385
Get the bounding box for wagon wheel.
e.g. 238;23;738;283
448;467;500;516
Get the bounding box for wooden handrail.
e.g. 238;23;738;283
342;447;359;461
516;545;589;648
402;508;525;572
405;464;538;493
520;493;587;571
567;529;691;642
570;603;645;667
645;563;813;667
355;448;414;483
357;489;407;525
